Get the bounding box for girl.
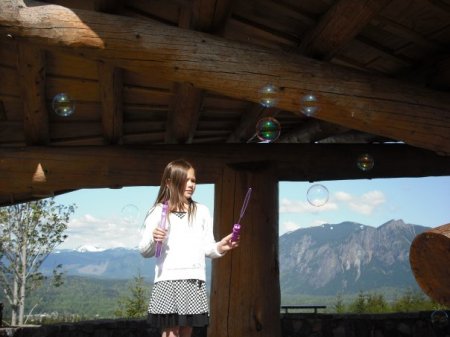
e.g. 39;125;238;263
139;159;239;337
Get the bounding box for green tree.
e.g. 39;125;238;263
114;272;150;318
348;291;367;313
365;293;388;313
333;293;346;313
391;288;444;312
0;198;75;325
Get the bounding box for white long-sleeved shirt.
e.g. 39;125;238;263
139;202;224;282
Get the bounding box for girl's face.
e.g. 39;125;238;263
184;168;196;200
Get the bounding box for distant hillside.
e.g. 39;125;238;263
41;219;429;297
279;219;428;296
43;247;156;280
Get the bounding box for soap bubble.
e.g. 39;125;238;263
301;94;319;117
431;310;448;328
259;84;279;108
121;204;140;226
357;153;374;171
307;184;329;207
52;93;75;117
256;117;281;142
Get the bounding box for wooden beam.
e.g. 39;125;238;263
316;130;392;144
38;0;123;12
169;2;212;145
166;82;203;143
191;0;234;32
1;144;450;207
210;164;281;337
299;0;392;60
0;0;450;154
227;105;279;143
371;16;441;50
427;0;450;13
170;0;231;144
16;43;49;145
395;50;450;91
93;0;123;13
278;120;349;143
98;62;123;144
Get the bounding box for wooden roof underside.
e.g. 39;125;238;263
0;0;449;205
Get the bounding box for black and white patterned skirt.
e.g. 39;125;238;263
147;279;209;329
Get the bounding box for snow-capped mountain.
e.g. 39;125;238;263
75;244;107;253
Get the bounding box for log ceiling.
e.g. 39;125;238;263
0;0;450;206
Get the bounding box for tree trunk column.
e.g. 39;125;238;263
209;163;281;337
410;223;450;306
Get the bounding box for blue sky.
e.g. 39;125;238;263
54;176;450;250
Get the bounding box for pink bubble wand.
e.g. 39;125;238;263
155;201;169;258
231;188;252;242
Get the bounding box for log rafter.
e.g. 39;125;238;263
1;144;450;206
166;82;203;144
0;0;449;154
299;0;393;60
227;106;281;143
278;120;349;143
165;0;233;144
98;62;123;144
16;43;49;145
285;0;393;143
316;130;392;144
191;0;234;33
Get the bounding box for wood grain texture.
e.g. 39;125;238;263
1;143;450;206
16;44;49;145
1;0;449;153
209;164;280;337
410;223;450;306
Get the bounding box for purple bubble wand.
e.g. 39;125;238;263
155;201;169;258
231;188;252;242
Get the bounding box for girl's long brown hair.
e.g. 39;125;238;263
154;159;197;222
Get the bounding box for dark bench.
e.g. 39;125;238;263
281;305;327;314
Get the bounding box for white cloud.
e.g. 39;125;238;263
333;189;386;215
312;219;328;227
279;219;329;236
334;191;352;202
59;213;142;250
347;190;386;215
280;198;338;213
280;220;301;235
280;189;386;217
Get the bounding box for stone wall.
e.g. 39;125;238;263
282;311;449;337
1;312;449;337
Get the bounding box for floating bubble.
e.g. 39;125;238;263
52;93;75;117
121;204;140;226
259;84;279;108
301;94;319;117
307;184;329;207
256;117;281;142
357;153;374;171
431;310;448;328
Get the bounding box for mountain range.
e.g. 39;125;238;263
280;219;427;296
42;219;428;296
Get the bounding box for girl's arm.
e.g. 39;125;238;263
202;205;239;258
217;233;239;254
139;205;162;258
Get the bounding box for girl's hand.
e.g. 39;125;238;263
153;227;167;242
218;233;240;254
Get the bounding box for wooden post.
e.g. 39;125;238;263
410;223;450;306
209;162;281;337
